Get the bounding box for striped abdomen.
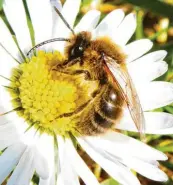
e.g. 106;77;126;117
78;84;124;135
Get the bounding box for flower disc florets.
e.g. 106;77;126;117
8;51;94;136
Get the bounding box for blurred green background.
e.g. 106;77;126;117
0;0;173;184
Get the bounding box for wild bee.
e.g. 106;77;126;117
27;6;145;137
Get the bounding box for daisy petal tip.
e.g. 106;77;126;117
112;8;125;16
159;172;168;182
141;38;153;45
148;39;153;47
124;12;137;25
142;39;153;53
130;12;136;21
164;154;168;161
161;50;168;57
159;152;168;161
156;50;168;60
141;39;153;49
162;61;168;72
90;9;101;15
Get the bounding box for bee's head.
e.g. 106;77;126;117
68;31;91;61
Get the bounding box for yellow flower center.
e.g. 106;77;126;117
8;51;96;136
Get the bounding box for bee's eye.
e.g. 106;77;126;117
70;45;84;59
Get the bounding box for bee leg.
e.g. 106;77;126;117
91;89;100;98
91;84;106;98
72;70;92;80
55;100;91;119
55;58;81;69
54;69;92;80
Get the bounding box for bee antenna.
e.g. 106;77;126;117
27;38;71;56
53;7;75;36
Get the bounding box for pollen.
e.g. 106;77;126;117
8;51;93;136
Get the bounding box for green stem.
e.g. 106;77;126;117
135;7;144;39
121;0;173;20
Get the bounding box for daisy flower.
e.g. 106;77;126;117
0;0;173;185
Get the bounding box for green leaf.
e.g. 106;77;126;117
161;161;173;171
122;0;173;20
164;106;173;114
156;142;173;152
0;0;3;10
101;178;120;185
82;0;93;6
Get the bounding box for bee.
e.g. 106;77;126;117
27;5;145;137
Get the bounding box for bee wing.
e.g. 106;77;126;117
104;56;145;138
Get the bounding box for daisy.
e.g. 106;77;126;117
0;0;173;185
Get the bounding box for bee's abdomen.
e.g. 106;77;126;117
100;86;124;119
93;111;113;128
78;84;124;136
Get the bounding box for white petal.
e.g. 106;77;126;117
66;139;100;185
57;135;65;184
26;0;53;49
138;82;173;111
34;147;49;180
3;0;32;55
21;127;39;146
123;157;168;181
51;0;62;41
7;146;35;185
53;0;81;52
83;132;167;161
57;136;65;164
84;134;167;182
36;134;54;175
57;138;80;185
0;18;21;61
134;50;167;63
0;123;20;150
127;50;168;87
0;86;13;112
112;13;136;46
78;138;140;185
0;106;26;136
0;142;26;184
39;179;49;185
39;175;55;185
124;39;153;63
75;10;100;33
0;44;18;79
50;0;62;9
36;134;54;185
143;112;173;134
0;76;7;87
93;9;124;38
0;106;12;123
128;60;168;87
117;111;173;134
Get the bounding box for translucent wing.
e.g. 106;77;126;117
103;56;145;138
